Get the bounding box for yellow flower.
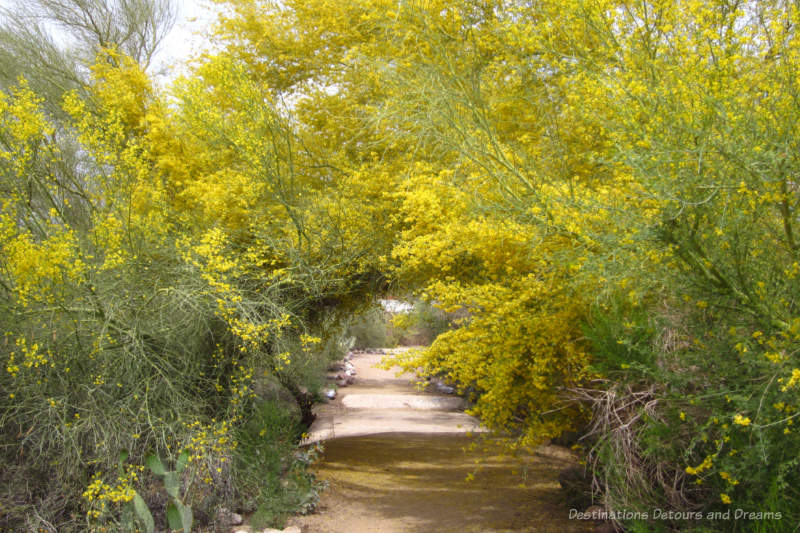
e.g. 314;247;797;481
721;493;731;504
781;368;800;391
732;414;751;426
685;455;713;476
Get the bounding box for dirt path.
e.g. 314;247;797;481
279;350;594;533
302;349;485;443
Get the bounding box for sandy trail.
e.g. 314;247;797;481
303;349;484;443
279;350;593;533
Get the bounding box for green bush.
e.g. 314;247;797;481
345;307;390;349
581;290;800;531
234;399;325;530
0;53;372;533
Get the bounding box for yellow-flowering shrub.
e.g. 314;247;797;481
0;44;376;531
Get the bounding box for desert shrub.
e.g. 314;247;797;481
0;47;377;532
580;291;800;531
561;0;800;527
233;399;324;530
344;307;390;349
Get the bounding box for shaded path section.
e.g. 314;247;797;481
288;434;594;533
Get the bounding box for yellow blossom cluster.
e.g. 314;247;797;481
181;419;238;485
81;465;143;519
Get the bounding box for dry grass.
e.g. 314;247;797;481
570;379;700;520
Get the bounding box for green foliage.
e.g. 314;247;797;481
131;492;155;533
583;298;657;374
0;6;379;531
345;308;390;349
142;451;192;533
390;301;453;347
235;399;325;529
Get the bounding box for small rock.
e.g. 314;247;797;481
335;373;355;386
324;388;336;400
584;505;606;521
216;507;243;527
435;382;455;394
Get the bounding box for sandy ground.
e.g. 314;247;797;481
286;434;594;533
276;350;595;533
303;350;485;443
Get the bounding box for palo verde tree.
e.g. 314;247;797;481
209;0;598;446
212;0;800;527
0;2;382;532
